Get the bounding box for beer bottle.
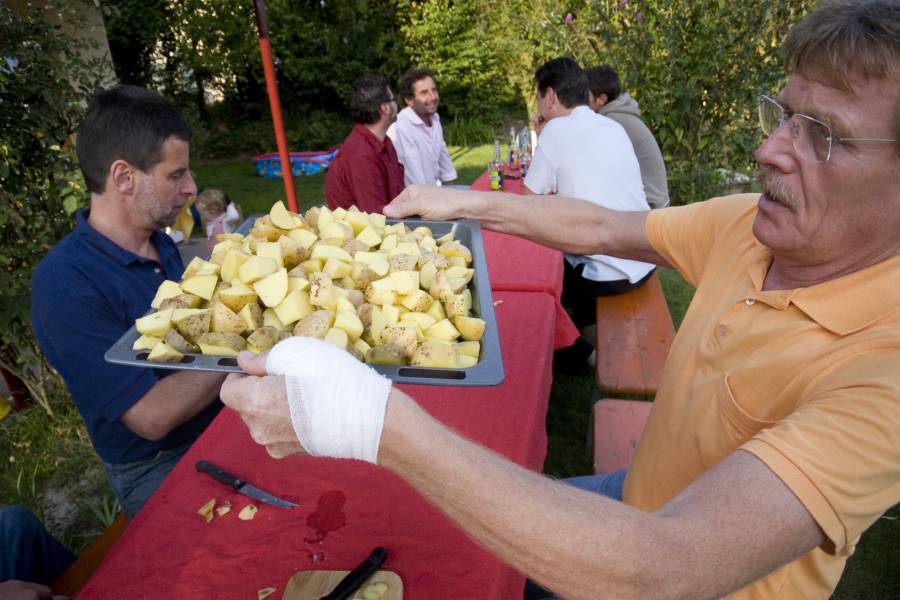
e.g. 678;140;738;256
490;138;504;191
519;128;532;177
508;126;520;172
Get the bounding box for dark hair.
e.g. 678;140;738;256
534;57;589;108
399;68;436;101
784;0;899;153
76;85;192;194
585;65;622;103
348;74;393;125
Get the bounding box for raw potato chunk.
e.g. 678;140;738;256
411;340;459;368
323;327;349;350
164;329;199;354
247;326;280;353
366;343;407;365
217;283;257;313
151;280;182;309
147;341;184;363
274;290;314;326
197;332;247;355
210;301;247;335
133;335;162;351
181;274;218;300
452;316;486;341
424;318;460;342
136;309;174;337
269;200;297;229
333;310;364;340
253;267;288;307
174;310;211;343
238;302;264;331
293;310;334;339
239;256;279;284
309;272;336;308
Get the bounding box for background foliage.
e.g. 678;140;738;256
0;1;104;414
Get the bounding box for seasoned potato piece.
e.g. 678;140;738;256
197;332;247;355
389;253;417;273
453;316;486;341
210;301;247;335
380;323;418;357
246;326;280;353
164;329;200;354
174;310;211;343
411;339;459;368
147;341;184;363
292;309;334;339
366;343;407;365
341;238;368;257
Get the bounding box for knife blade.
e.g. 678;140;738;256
195;460;298;509
319;547;388;600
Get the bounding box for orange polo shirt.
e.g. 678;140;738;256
628;194;900;599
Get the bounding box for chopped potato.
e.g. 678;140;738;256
133;204;489;369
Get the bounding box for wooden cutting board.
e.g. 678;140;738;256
282;569;402;600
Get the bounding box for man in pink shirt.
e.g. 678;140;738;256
326;75;405;213
388;68;457;187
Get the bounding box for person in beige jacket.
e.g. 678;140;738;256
587;66;670;209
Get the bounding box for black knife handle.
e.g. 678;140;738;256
196;460;244;490
321;547;388;600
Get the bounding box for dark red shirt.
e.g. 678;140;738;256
325;124;405;213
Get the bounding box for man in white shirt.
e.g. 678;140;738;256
525;57;655;347
387;68;457;187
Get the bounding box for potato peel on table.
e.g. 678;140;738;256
257;587;276;600
238;503;258;520
197;498;216;523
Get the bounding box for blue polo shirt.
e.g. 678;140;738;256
32;209;221;464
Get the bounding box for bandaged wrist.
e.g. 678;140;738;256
266;337;392;463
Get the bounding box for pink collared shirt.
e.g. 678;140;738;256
387;107;457;187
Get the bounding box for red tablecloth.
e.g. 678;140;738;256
473;171;579;350
80;290;558;599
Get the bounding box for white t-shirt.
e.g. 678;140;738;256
524;105;655;283
387;107;458;187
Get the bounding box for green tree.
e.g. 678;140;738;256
522;0;815;202
0;1;105;414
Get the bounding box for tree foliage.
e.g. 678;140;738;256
531;0;816;202
0;1;105;414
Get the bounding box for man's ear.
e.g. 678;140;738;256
110;160;137;194
404;97;414;109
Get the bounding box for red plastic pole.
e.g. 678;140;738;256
253;0;299;213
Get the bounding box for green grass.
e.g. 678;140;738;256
5;146;896;596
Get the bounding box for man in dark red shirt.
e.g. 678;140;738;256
326;75;405;213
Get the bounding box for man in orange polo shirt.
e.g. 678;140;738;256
325;74;405;213
220;2;898;598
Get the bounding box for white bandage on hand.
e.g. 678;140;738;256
266;337;392;464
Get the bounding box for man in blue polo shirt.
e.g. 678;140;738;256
32;86;225;518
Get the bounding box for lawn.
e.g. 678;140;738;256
3;146;896;597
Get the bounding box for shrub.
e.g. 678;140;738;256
0;1;106;413
527;0;815;203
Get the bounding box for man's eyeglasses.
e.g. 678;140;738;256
758;95;896;163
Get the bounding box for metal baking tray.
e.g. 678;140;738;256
105;217;504;386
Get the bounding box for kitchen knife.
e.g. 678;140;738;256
195;460;298;509
319;547;388;600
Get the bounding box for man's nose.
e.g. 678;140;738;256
754;121;795;172
184;172;199;196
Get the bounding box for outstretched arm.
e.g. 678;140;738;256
385;186;669;267
221;350;824;600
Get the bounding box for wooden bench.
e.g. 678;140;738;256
592;398;654;473
594;271;675;396
52;512;128;596
592;271;675;473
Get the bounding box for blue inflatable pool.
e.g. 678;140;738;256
252;147;340;178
